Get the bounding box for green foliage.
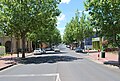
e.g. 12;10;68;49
63;10;94;44
27;25;62;46
0;0;61;36
0;0;61;58
84;0;120;47
50;27;62;45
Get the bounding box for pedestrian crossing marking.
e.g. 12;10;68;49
0;73;61;81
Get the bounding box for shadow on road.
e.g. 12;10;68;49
104;61;119;67
44;51;68;55
16;55;83;64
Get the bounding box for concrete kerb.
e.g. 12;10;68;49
87;56;104;64
0;62;17;71
0;52;33;71
86;55;119;69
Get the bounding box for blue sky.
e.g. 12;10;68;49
57;0;86;36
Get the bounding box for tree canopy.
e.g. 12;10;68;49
84;0;120;65
0;0;61;58
84;0;120;47
63;10;94;45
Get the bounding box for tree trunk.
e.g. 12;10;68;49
16;39;19;57
40;42;43;49
49;41;52;48
118;47;120;67
22;36;26;58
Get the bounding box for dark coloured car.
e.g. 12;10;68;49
45;48;54;51
75;47;83;53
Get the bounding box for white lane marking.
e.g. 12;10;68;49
56;73;61;81
0;73;61;81
0;73;57;77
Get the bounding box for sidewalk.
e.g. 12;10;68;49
86;50;119;67
0;54;16;70
0;53;33;70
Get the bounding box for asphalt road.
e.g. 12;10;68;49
0;44;120;81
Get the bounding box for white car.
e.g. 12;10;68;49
33;48;45;55
54;48;60;52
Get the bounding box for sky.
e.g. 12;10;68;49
57;0;86;36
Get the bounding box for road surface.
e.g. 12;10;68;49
0;44;120;81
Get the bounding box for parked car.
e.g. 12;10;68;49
45;48;54;51
54;48;60;52
75;47;83;53
33;48;46;55
66;45;70;48
41;48;46;54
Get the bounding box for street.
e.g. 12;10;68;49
0;44;120;81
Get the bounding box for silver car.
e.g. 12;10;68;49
33;48;45;55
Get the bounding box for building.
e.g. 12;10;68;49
92;37;102;50
84;34;101;50
0;36;33;53
85;37;92;49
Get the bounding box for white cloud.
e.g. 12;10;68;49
57;13;66;35
57;22;60;26
78;10;89;14
60;0;71;4
84;11;89;14
57;27;65;36
57;13;65;21
78;10;83;13
57;27;65;31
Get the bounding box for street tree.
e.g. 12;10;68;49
28;25;61;48
63;18;76;44
51;27;62;45
63;10;94;47
0;0;61;58
84;0;120;65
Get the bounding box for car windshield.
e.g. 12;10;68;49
76;47;81;49
36;48;41;50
